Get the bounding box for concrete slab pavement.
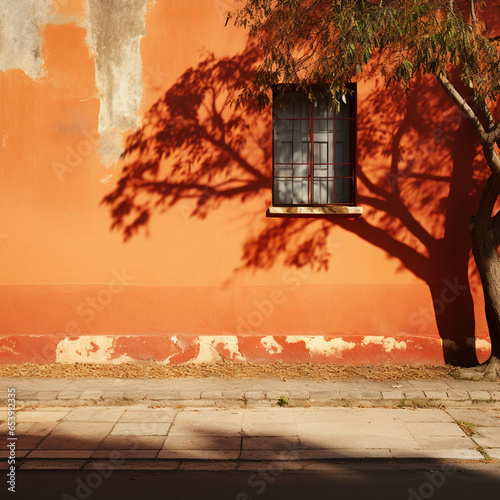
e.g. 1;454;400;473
0;376;499;408
1;377;500;471
2;405;500;470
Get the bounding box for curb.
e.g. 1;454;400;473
5;394;500;409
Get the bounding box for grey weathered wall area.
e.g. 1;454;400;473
0;0;51;79
0;0;151;167
85;0;150;165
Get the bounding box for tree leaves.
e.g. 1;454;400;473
233;0;500;108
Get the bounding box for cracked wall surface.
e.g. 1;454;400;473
85;0;150;165
0;0;51;78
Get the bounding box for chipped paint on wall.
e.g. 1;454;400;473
85;0;150;166
0;334;493;365
286;336;356;357
361;336;407;353
55;335;133;363
260;336;283;355
0;0;52;78
190;336;246;364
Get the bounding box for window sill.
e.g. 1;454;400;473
267;206;363;217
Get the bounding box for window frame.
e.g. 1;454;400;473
271;84;358;209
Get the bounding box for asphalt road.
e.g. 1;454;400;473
10;464;500;500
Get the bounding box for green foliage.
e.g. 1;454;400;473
233;0;500;109
277;394;289;406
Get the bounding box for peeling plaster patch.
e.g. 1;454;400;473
286;336;356;357
85;0;150;166
56;336;122;363
475;339;492;352
260;336;283;355
0;0;51;78
361;336;407;353
190;336;246;364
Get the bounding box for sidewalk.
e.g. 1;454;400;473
1;377;500;471
0;376;499;408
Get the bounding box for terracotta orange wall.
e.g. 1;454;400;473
0;0;491;365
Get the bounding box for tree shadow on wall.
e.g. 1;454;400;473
102;42;487;366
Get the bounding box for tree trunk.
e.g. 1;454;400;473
471;173;500;364
428;278;477;366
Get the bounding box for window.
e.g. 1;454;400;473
272;87;359;213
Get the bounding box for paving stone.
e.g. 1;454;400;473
412;435;476;449
242;437;300;450
163;436;240;450
92;450;157;459
79;391;103;400
359;391;382;399
201;391;223;399
98;435;165;450
407;381;453;390
473;427;500;448
396;410;453;423
163;400;216;408
16;408;71;424
158;450;239;460
12;422;57;436
381;391;405;399
27;450;94;459
403;391;426;399
266;391;288;400
178;391;201;400
102;392;125;400
446;408;500;427
57;391;82;400
38;422;114;450
469;391;493;401
446;390;470;401
15;436;46;449
221;391;245;400
84;460;180;471
309;391;341;400
64;408;124;422
486;448;500;459
287;391;310;400
243;423;299;437
423;391;449;399
405;422;467;437
111;423;171;436
16;392;38;400
391;449;484;460
20;460;86;470
341;391;362;399
124;392;146;400
245;391;266;400
118;409;176;423
36;392;62;400
298;449;394;459
146;392;181;400
247;400;274;407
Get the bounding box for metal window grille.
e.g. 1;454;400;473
272;88;356;206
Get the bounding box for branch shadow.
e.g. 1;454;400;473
102;43;488;366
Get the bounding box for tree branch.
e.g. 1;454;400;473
470;0;477;25
435;72;488;143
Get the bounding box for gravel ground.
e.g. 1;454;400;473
0;361;457;381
